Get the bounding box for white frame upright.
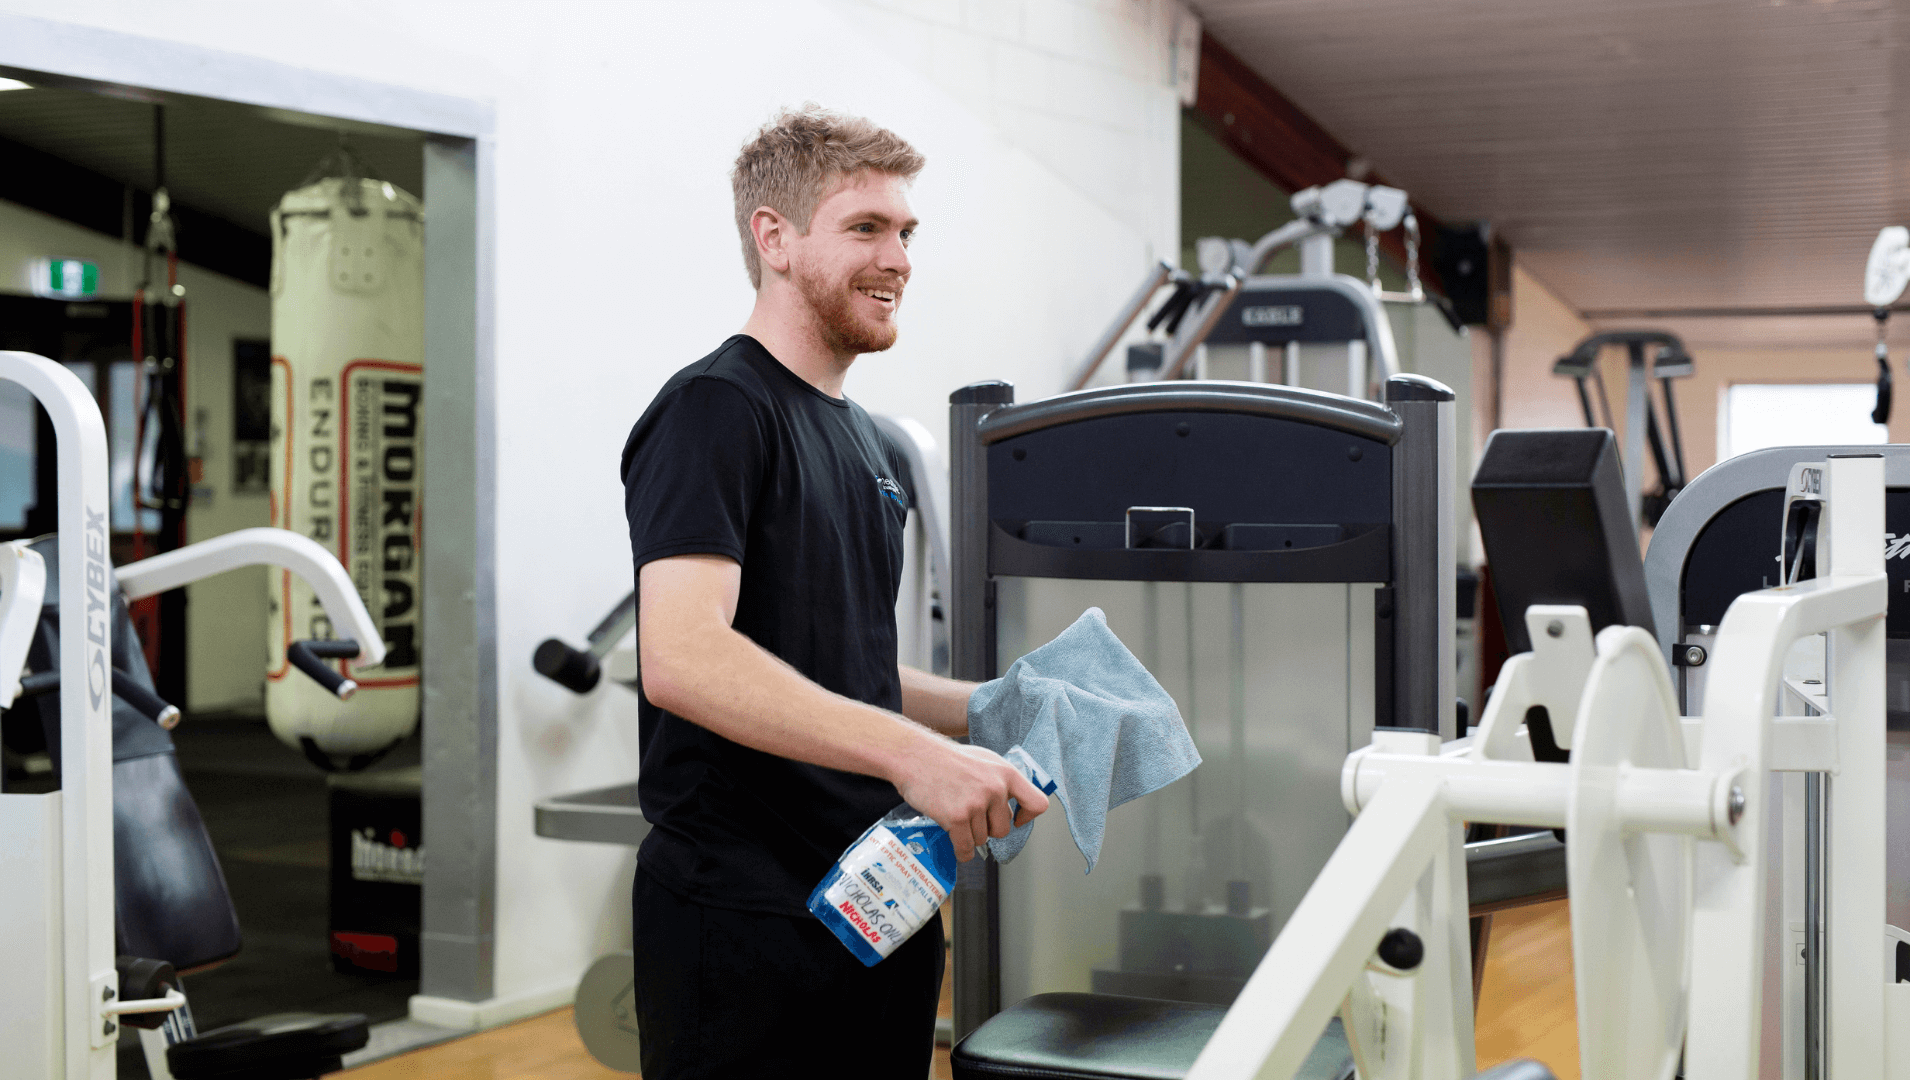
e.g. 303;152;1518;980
0;352;405;1077
0;351;117;1079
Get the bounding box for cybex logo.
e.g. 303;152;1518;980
83;505;108;710
1795;468;1822;496
1241;305;1304;328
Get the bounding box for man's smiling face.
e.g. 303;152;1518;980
786;170;916;356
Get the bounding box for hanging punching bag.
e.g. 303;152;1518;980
267;168;424;769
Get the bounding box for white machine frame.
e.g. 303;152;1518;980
1186;453;1898;1080
0;350;389;1078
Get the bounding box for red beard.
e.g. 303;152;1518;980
793;260;900;356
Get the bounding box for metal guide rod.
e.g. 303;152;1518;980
585;594;637;658
0;351;116;1077
1624;341;1649;529
1067;261;1173;391
1805;771;1824;1080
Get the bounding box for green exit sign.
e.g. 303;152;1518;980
31;257;99;299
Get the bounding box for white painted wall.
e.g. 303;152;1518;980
0;197;272;712
0;0;1186;1008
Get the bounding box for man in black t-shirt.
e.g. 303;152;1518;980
621;107;1049;1078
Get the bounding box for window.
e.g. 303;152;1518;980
0;380;31;530
1720;384;1887;462
0;356;160;536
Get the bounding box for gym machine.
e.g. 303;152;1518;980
0;349;393;1079
1552;330;1694;530
1068;180;1412;399
957;433;1896;1079
944;373;1456;1050
1646;444;1910;1079
528;410;951;1071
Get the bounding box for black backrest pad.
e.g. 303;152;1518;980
15;536;242;970
1472;429;1654;653
115;753;242;970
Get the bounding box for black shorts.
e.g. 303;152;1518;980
631;864;945;1078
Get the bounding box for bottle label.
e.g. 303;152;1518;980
819;824;948;960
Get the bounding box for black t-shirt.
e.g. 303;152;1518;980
621;334;911;916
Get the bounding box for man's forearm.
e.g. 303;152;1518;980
899;665;976;737
644;619;941;784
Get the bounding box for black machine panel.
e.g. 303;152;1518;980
1472;428;1654;654
989;410;1391;530
1200;286;1367;346
987;409;1392;582
1682;488;1910;637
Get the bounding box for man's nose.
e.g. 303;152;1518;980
876;232;911;277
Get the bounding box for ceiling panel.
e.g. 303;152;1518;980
1191;0;1910;337
0;84;423;238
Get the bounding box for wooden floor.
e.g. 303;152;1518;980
338;1009;626;1080
1474;900;1578;1079
342;900;1578;1080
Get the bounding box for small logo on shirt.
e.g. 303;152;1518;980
876;476;907;508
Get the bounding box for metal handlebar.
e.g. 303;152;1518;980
286;639;362;700
1067;261;1175;391
534;638;602;694
19;668;183;729
535;592;637;695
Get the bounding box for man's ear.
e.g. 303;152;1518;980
751;206;792;278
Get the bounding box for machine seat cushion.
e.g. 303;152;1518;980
167;1012;368;1079
950;993;1351;1080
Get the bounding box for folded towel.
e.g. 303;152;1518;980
968;607;1200;871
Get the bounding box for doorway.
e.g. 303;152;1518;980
0;25;494;1071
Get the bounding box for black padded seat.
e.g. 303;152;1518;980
167;1012;369;1080
950;993;1352;1080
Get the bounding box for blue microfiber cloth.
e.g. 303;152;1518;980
967;607;1200;871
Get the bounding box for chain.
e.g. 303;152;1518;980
1402;214;1423;302
1364;222;1380;291
1368;213;1426;303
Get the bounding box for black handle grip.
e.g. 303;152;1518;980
114;955;179;1030
1376;926;1424;971
287;639;361;700
18;669;181;729
534;638;602;694
112;674;181;729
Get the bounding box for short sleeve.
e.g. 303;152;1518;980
622;377;766;573
881;432;916;511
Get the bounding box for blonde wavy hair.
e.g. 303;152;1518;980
731;105;925;288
